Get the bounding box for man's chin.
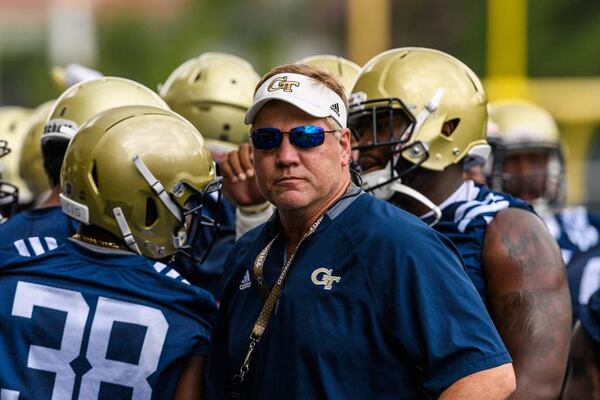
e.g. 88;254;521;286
270;191;311;212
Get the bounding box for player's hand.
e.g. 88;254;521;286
220;143;266;206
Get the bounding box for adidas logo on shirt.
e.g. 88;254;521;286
330;103;340;117
239;270;252;290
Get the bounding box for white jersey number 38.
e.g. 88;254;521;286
10;281;169;399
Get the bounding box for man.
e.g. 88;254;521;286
0;77;169;250
488;99;600;265
160;52;260;293
19;100;55;205
0;106;33;213
0;139;18;223
349;48;571;399
204;63;515;399
221;55;360;238
0;105;219;398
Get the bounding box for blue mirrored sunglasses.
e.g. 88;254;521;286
251;125;339;150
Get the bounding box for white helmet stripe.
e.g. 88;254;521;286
133;155;182;222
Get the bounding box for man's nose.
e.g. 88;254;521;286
275;133;300;166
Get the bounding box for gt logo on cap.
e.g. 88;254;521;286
267;76;300;93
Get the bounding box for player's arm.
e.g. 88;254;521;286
440;363;515;399
483;207;572;399
174;355;205;400
561;321;600;399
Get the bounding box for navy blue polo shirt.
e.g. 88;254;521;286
204;188;511;399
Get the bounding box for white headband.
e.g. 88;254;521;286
244;73;347;129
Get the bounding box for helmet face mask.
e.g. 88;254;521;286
178;178;223;263
0;181;18;219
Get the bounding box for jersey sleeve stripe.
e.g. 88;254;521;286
153;262;167;273
166;269;180;279
0;389;20;400
457;201;510;232
13;240;31;257
28;237;45;256
44;237;58;251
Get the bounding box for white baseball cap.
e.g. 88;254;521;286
244;73;347;129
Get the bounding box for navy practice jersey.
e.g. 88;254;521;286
171;194;236;299
0;206;79;250
204;188;511;400
421;180;534;305
567;245;600;323
543;206;600;265
580;289;600;344
0;239;217;399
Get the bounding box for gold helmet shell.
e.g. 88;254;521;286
60;105;216;259
350;47;490;172
160;52;260;147
0;106;34;204
488;99;560;150
43;76;168;145
297;55;361;97
20;100;55;199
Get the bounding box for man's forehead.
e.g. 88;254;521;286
253;100;328;126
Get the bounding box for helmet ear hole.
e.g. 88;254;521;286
145;197;158;227
442;118;460;137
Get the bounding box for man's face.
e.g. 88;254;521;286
501;150;549;201
351;108;412;175
252;101;351;213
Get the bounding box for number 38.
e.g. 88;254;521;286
10;281;169;399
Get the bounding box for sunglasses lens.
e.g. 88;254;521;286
290;125;325;148
251;128;282;150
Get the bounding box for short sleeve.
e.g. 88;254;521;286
372;227;511;396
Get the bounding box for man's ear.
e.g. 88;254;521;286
339;128;352;167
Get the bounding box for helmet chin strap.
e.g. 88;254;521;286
362;164;442;226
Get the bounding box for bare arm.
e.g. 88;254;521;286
483;208;572;399
174;355;204;400
561;321;600;400
439;363;516;399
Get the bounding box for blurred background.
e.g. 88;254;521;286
0;0;599;208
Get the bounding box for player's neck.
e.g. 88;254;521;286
392;165;464;217
37;186;61;209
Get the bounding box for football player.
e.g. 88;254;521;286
0;106;34;213
19;100;55;205
0;77;169;250
0;139;18;223
349;48;571;399
488;99;600;265
0;105;219;398
160;52;260;294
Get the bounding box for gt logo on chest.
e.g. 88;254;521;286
310;267;341;290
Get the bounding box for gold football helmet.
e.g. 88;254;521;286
159;52;260;151
0;106;34;210
297;55;361;97
44;76;168;145
349;48;490;223
488;99;564;208
20;100;55;200
60;105;219;260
